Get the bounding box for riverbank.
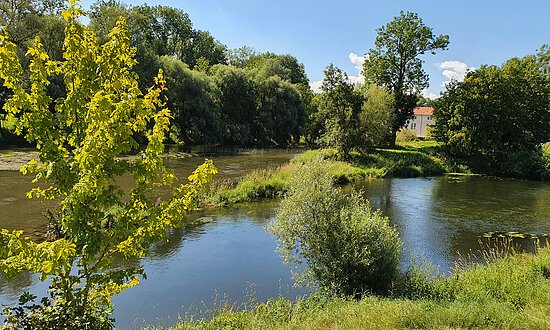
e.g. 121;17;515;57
0;149;38;171
0;148;198;172
159;247;550;329
207;143;469;206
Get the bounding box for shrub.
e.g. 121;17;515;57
501;148;548;180
396;128;417;142
270;158;402;296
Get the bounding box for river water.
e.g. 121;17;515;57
0;150;549;329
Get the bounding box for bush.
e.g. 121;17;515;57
3;290;113;330
500;148;547;179
270;158;402;296
396;128;417;142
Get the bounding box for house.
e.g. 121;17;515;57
403;106;434;138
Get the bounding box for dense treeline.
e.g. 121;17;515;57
433;47;550;179
0;0;310;146
1;2;549;327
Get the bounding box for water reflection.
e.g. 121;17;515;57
359;176;550;272
113;203;308;329
0;149;298;240
0;150;302;329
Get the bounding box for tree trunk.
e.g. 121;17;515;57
388;130;397;148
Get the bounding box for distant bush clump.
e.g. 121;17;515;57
396;128;418;142
271;158;402;296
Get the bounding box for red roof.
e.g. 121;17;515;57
413;107;434;115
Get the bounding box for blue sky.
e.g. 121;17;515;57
81;0;549;97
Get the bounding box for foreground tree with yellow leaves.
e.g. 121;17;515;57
0;1;216;328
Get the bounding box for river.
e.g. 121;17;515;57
0;149;549;329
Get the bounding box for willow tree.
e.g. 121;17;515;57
0;1;216;328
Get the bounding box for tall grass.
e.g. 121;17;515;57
207;164;296;206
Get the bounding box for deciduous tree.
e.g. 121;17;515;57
211;64;257;145
0;2;216;327
317;64;363;157
363;11;448;146
357;84;395;149
433;54;550;178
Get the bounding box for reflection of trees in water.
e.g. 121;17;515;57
431;176;550;267
144;201;278;261
0;271;36;301
357;177;550;273
534;184;550;223
146;224;206;260
431;176;548;232
354;179;394;215
0;201;280;303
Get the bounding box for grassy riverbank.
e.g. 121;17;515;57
158;247;550;329
207;142;468;206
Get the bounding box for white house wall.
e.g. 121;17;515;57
404;114;434;138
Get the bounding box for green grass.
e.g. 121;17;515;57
207;164;296;206
155;247;550;330
206;147;470;206
294;147;464;181
396;139;442;153
351;149;447;178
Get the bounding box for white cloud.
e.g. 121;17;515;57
349;52;366;71
421;60;475;99
348;74;364;86
310;80;323;93
421;88;440;100
348;52;367;86
437;60;475;87
311;53;368;93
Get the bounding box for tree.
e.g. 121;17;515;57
245;52;309;87
0;0;67;146
128;4;193;60
317;64;363;157
357;84;395;149
88;0;128;43
363;11;449;146
181;29;228;69
161;56;222;144
228;45;257;68
433;54;550;178
253;75;305;145
303;92;324;145
210;64;257;145
537;44;550;78
0;2;216;327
